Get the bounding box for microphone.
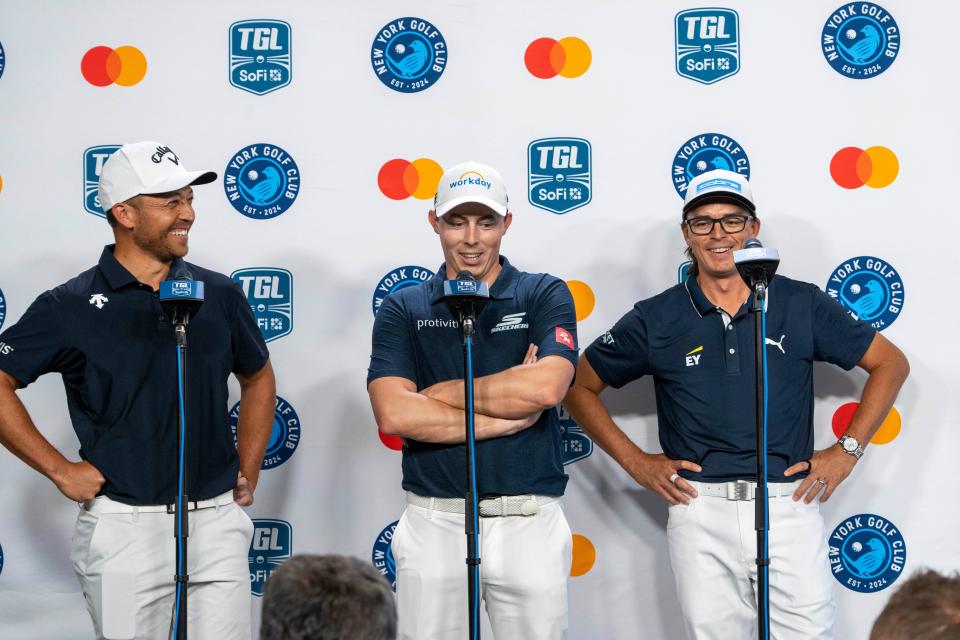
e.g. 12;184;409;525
734;237;780;292
443;271;489;337
159;267;205;345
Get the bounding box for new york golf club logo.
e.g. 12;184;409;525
231;395;300;469
0;542;4;577
672;133;750;199
249;519;292;596
0;286;6;331
529;138;592;214
826;256;904;330
229;20;292;95
83;145;121;217
675;8;740;84
0;40;5;80
829;513;906;593
557;405;592;465
372;265;434;316
371;521;399;591
232;268;293;342
821;4;900;79
371;17;447;93
224;143;300;219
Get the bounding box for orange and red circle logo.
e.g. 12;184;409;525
829;146;898;189
81;45;147;87
831;403;902;445
378;158;443;201
524;37;591;79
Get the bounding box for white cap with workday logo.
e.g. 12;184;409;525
433;161;509;217
98;141;218;212
682;168;756;215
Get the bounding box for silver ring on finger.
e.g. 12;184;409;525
816;478;828;486
669;473;680;484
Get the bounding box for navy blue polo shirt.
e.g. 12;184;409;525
0;245;269;505
585;275;876;483
367;256;579;499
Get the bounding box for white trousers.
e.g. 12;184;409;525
667;483;835;640
392;500;572;640
70;491;254;640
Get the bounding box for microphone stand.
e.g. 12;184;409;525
749;280;770;640
171;312;190;640
458;306;481;640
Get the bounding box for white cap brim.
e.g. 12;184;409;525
436;195;508;217
139;169;218;196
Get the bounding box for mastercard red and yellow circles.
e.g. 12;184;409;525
525;37;591;79
81;46;147;87
830;146;898;189
379;159;444;201
566;280;595;322
571;533;596;577
832;403;902;445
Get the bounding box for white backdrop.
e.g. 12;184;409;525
0;1;956;638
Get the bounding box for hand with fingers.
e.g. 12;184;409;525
234;472;254;506
625;451;703;505
784;444;858;503
54;460;106;502
522;343;538;365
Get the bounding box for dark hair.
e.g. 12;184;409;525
260;554;397;640
870;569;960;640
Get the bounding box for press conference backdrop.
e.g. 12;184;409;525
0;1;954;638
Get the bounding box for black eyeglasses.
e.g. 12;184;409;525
684;215;754;236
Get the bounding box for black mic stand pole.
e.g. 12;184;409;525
749;278;770;640
171;310;190;640
458;304;481;640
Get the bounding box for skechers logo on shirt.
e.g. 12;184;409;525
491;312;528;333
416;318;459;330
0;342;13;355
685;345;703;367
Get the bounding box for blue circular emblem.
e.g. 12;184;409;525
0;40;6;81
371;17;447;93
0;286;6;331
224;143;300;219
821;4;900;79
829;513;906;592
371;520;399;590
230;395;300;469
0;542;4;578
372;265;435;316
671;132;750;199
826;256;904;330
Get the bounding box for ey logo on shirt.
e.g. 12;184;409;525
685;345;703;367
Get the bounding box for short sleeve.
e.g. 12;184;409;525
367;293;417;386
811;286;876;370
228;283;270;375
585;303;651;389
527;277;578;369
0;291;73;386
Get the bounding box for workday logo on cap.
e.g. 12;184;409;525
672;132;750;199
84;145;121;217
229;20;292;95
231;395;300;469
249;519;292;596
675;8;740;84
371;17;447;93
826;256;904;330
231;268;293;342
372;266;434;316
528;137;592;214
821;3;900;79
224;143;300;219
829;513;906;593
371;521;399;591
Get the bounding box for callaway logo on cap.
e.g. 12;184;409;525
682;168;756;215
434;161;509;217
98;141;217;212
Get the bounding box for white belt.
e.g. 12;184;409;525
406;492;557;517
691;480;802;501
81;490;235;515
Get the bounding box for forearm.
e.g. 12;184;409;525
0;387;70;483
845;359;910;448
377;390;531;444
427;361;568;419
235;378;276;491
563;385;647;471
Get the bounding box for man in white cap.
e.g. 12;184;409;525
564;169;909;638
367;161;579;639
0;142;276;639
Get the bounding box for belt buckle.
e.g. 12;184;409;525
727;480;752;501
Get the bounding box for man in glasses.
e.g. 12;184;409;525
564;169;909;638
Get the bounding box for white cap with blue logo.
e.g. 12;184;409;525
98;141;217;212
683;168;756;216
434;161;509;217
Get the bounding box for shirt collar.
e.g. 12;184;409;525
429;256;519;303
684;273;775;318
97;244;188;291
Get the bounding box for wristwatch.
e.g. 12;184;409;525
838;435;864;460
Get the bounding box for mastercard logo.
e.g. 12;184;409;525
571;533;596;577
829;146;898;189
81;45;147;87
378;428;403;451
378;158;444;201
524;37;591;79
566;280;595;322
832;402;902;445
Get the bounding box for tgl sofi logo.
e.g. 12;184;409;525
557;405;593;465
249;519;292;596
229;20;292;95
675;8;740;84
528;138;592;214
231;268;293;342
84;145;121;217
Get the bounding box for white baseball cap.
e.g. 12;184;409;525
433;161;509;217
683;169;756;216
98;141;217;212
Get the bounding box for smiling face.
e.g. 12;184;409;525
428;202;512;285
113;186;196;262
681;202;760;281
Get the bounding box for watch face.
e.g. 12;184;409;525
842;437;858;452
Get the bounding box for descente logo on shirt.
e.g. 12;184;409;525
491;312;528;333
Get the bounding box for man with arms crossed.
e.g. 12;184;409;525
0;142;276;639
367;161;578;639
564;169;909;639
